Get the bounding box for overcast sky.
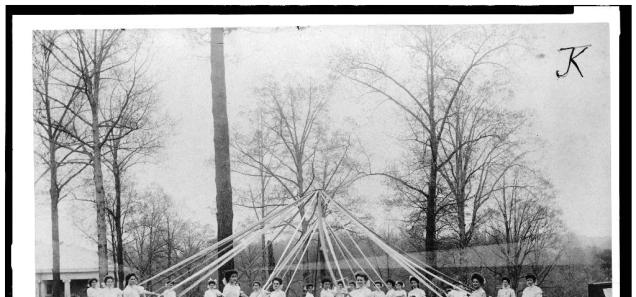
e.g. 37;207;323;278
35;23;611;248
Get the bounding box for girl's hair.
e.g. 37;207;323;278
337;281;344;286
396;281;404;286
272;277;283;285
348;282;355;286
525;274;537;282
225;270;239;280
89;279;98;286
252;281;262;287
386;280;395;286
125;273;138;286
103;276;114;283
354;272;368;281
208;280;217;286
502;277;510;283
471;273;485;285
321;279;332;285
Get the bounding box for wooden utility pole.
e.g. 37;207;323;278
210;27;234;288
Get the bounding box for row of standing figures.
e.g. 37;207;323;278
85;271;543;297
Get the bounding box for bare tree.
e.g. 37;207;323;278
231;107;278;279
484;167;563;290
33;31;91;297
101;54;165;288
125;187;172;279
334;25;519;266
233;81;363;234
438;86;526;252
44;29;148;279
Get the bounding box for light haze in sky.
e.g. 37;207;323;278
35;24;611;248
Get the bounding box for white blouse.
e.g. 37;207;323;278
469;288;487;297
497;288;516;297
87;288;102;297
206;289;224;297
123;285;149;297
223;284;242;297
102;288;123;297
270;289;286;297
407;288;425;297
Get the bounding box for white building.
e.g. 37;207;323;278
35;240;120;297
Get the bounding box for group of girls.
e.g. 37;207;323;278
85;273;173;297
86;271;542;297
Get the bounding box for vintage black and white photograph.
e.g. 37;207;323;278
22;10;620;297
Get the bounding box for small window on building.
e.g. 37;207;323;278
46;282;53;294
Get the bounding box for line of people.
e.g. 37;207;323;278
86;273;170;297
462;273;543;297
203;271;542;297
86;270;542;297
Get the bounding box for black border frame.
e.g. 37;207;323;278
5;5;631;297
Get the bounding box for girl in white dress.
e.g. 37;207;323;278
87;279;101;297
335;281;347;297
269;277;286;297
122;273;163;297
222;270;248;297
384;280;396;297
205;280;224;297
373;281;386;297
102;276;123;297
496;277;515;297
320;279;334;297
394;282;406;297
469;274;487;297
249;281;265;297
305;284;315;297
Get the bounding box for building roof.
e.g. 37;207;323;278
35;240;102;273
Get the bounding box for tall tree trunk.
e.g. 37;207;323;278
110;228;118;284
87;55;109;280
49;151;62;297
91;99;110;280
260;171;267;279
425;54;438;268
210;27;234;287
109;139;127;289
114;167;125;289
267;240;276;276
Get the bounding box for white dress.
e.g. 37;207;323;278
521;286;542;297
407;288;425;297
469;288;487;297
102;288;123;297
497;288;515;297
223;284;242;297
447;290;468;297
123;285;149;297
349;287;374;297
88;287;102;297
250;290;266;297
270;289;286;297
394;290;407;297
206;289;224;297
321;289;335;297
373;290;386;297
